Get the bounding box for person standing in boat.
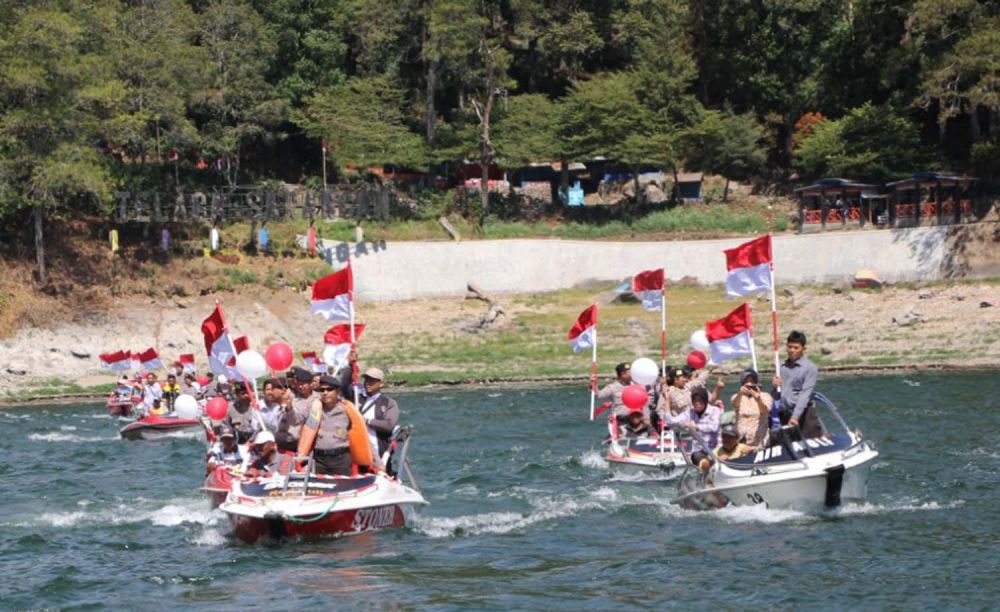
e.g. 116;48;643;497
683;386;723;449
161;374;181;411
730;369;772;447
224;384;259;444
259;378;289;433
591;362;634;419
358;367;400;464
141;372;164;413
772;330;823;439
308;376;355;476
274;368;315;453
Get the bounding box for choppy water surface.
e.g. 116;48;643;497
1;371;997;609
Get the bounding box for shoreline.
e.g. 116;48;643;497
3;361;997;408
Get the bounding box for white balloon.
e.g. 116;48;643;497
690;329;710;351
630;357;659;386
174;394;199;419
235;350;268;380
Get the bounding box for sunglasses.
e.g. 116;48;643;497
319;386;338;392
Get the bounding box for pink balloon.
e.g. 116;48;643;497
622;384;648;410
687;350;707;370
196;375;210;386
205;397;228;420
264;342;294;371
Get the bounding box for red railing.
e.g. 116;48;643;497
941;200;956;216
896;204;916;218
847;207;861;221
921;201;937;217
803;209;822;224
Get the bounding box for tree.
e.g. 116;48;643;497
106;0;207;165
793;102;933;182
492;94;560;167
683;108;768;200
0;2;121;283
190;0;286;187
293;76;427;169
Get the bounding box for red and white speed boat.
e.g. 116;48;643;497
217;425;427;542
119;413;204;440
606;430;691;478
220;471;427;543
106;394;135;418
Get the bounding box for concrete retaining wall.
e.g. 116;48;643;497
312;223;998;301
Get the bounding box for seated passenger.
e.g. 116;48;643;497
207;427;243;473
619;405;656;439
246;431;281;476
161;374;181;411
714;424;755;461
149;398;168;415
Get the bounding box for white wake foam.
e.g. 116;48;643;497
578;450;609;470
23;497;221;529
835;499;964;516
415;495;606;538
28;432;116;443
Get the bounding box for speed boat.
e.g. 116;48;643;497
218;425;428;543
106;394;135;418
119;413;204;440
672;393;879;512
606;430;690;478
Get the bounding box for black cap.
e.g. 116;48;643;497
318;375;341;391
615;362;630;376
721;423;739;438
294;368;313;383
740;369;759;385
265;377;287;389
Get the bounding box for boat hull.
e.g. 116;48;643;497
606;437;688;479
675;435;879;512
220;473;427;543
119;416;203;440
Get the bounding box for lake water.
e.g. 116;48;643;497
1;371;997;609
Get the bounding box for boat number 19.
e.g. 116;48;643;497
746;492;765;504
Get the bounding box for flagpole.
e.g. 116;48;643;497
768;235;781;383
321;143;328;190
349;286;359;406
659;286;666;374
748;304;759;373
217;302;265;430
589;307;598;421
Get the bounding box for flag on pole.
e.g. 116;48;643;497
705;303;754;364
100;350;132;372
166;148;179;162
723;234;772;298
310;264;353;321
201;304;242;381
632;268;664;311
134;348;163;371
567;305;598;353
321;139;328;153
322;323;366;371
233;336;250;354
301;351;327;374
178;353;196;374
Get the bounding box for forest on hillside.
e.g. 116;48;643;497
1;0;998;231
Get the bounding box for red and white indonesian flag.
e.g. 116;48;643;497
301;351;326;374
134;347;163;371
233;336;250;354
632;268;664;311
567;305;598;353
723;234;772;298
179;353;196;374
311;264;353;321
322;323;366;371
201;304;243;381
705;303;754;363
100;350;133;372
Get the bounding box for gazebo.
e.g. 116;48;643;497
884;172;977;227
793;178;879;232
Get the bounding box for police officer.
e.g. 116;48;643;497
309;375;353;476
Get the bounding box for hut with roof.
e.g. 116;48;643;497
884;172;977;227
793;178;879;232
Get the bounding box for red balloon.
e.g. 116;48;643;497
621;384;648;410
196;375;210;386
264;342;294;372
205;397;228;420
687;350;707;370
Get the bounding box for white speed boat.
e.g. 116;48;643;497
606;430;689;479
672;393;879;512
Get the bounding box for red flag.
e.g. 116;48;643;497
308;226;317;255
178;353;196;374
567;305;598;353
323;323;366;346
201;304;241;379
705;303;753;363
134;347;162;370
166;149;179;162
196;158;207;170
632;269;664;292
100;350;132;372
233;336;250;354
723;235;773;297
310;264;353;320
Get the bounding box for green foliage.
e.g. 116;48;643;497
294;76;427;168
683;107;768;189
793;102;932;182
